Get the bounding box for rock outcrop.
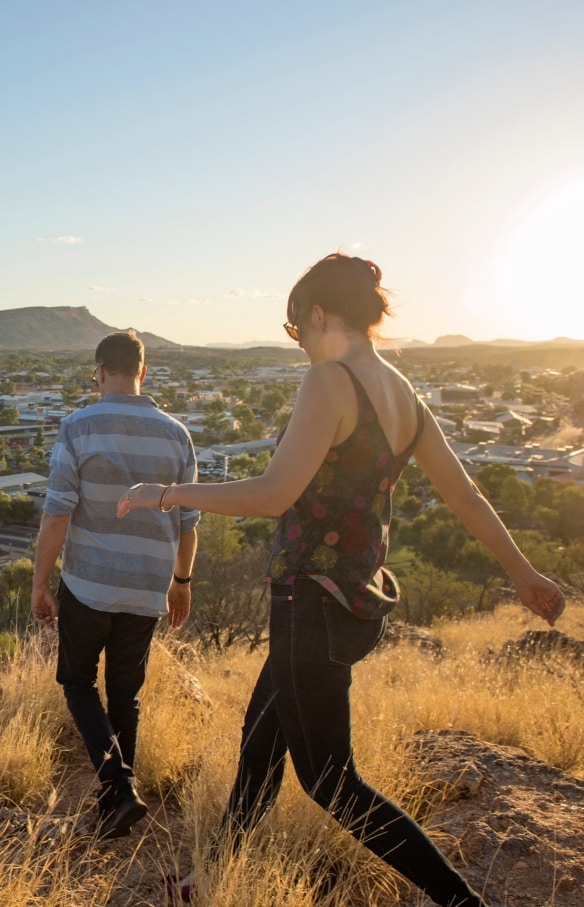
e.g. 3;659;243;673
401;729;584;907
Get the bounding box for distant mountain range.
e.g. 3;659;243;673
207;341;293;348
404;334;584;349
0;306;177;351
198;334;584;350
0;306;582;352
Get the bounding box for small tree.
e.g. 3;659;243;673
201;399;228;444
0;491;11;523
8;495;36;525
0;557;35;630
399;494;424;519
509;530;562;576
0;406;19;426
231;403;265;441
226;378;249;400
534;477;560;510
499;475;535;524
0;378;16;395
34;425;45;448
396;559;480;626
230;450;272;478
556;485;584;542
261;388;287;417
237;517;276;548
475;463;516;502
191;513;270;652
273;409;292;431
396;503;503;608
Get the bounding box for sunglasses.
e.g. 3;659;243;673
91;363;104;385
283;322;300;342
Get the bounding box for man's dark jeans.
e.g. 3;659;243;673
56;582;158;788
218;575;486;907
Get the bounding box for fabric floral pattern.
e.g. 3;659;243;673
269;552;288;580
310;545;338;571
267;363;425;619
314;462;334;488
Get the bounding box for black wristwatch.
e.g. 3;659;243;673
173;574;192;585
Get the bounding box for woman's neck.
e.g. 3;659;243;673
320;330;375;364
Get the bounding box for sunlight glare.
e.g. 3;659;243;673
494;175;584;340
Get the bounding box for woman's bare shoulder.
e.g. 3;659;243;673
377;357;418;400
301;359;355;391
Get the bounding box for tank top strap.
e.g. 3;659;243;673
335;360;425;457
335;361;371;414
408;395;426;454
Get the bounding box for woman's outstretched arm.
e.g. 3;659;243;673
118;361;350;519
413;405;565;626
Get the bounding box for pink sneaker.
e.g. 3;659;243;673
164;873;196;903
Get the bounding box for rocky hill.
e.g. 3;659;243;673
0;306;177;351
396;338;584;370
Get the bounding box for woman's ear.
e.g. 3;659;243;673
311;305;325;330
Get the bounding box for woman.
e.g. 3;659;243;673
119;253;565;907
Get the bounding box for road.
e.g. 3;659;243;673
0;530;36;552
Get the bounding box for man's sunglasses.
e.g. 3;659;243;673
91;363;104;385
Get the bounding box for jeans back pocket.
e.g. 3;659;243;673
322;598;386;666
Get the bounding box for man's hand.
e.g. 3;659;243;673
167;582;191;629
31;585;58;631
31;512;69;632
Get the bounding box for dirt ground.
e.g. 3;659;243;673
5;725;582;907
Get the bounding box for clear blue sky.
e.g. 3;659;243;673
1;0;583;346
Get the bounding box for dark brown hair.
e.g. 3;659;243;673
287;253;392;339
95;330;144;377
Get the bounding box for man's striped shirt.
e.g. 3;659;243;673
43;393;199;618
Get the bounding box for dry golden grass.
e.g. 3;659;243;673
352;604;584;778
0;634;71;805
0;820;117;906
137;638;212;794
0;599;582;905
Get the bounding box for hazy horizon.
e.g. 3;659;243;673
3;301;584;351
2;1;583;347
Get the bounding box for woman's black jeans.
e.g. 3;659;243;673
56;582;158;789
218;575;486;907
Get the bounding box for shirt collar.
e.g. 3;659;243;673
100;393;159;408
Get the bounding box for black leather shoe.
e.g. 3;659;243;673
98;780;148;840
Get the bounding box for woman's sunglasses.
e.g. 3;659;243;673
283;322;300;342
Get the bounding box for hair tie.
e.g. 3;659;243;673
364;259;382;285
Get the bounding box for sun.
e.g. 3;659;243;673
493;174;584;340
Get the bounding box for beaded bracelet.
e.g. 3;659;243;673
158;483;176;512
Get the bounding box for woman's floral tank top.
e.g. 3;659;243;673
266;362;425;619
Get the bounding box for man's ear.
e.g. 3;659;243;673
139;364;148;385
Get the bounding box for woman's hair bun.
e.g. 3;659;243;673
287;252;392;338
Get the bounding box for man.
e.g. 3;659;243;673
31;330;199;840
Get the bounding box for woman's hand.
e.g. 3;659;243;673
511;570;566;627
117;483;168;517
